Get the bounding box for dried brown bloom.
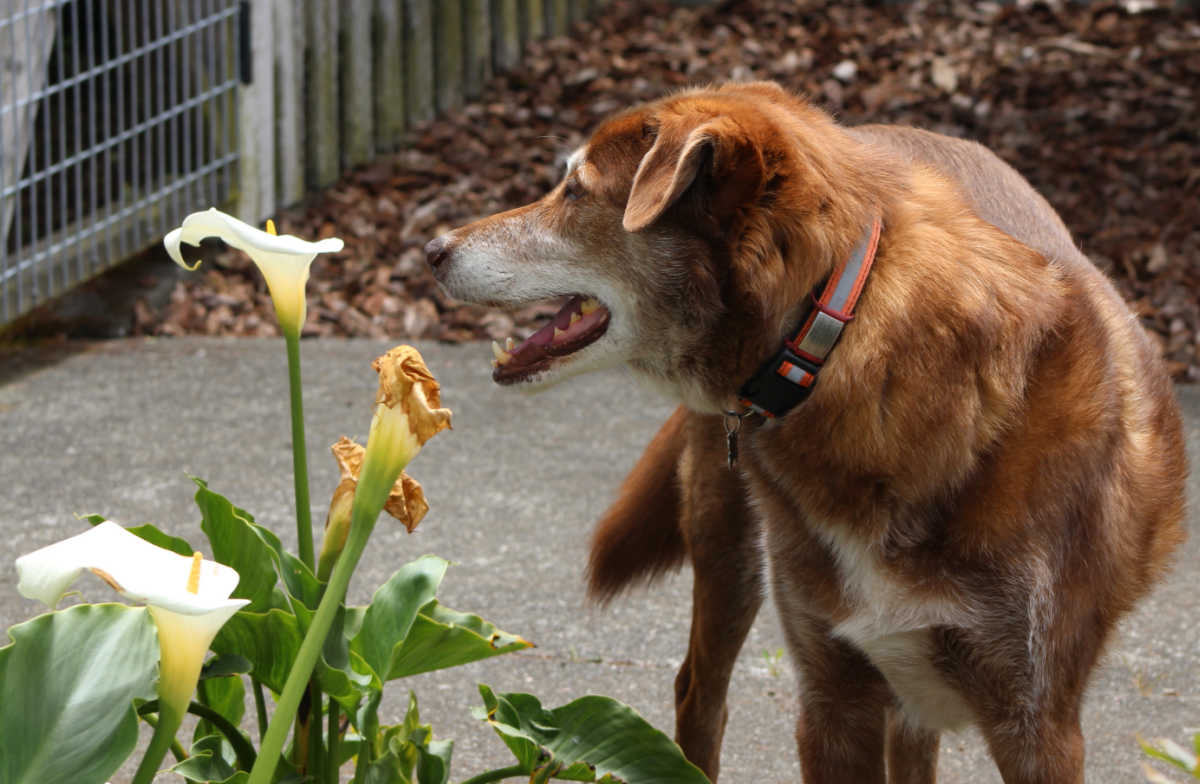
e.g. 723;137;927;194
371;346;452;447
330;436;429;533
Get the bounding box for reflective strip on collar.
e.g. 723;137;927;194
735;216;882;420
777;360;815;387
825;225;878;314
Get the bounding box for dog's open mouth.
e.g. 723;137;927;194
491;295;611;385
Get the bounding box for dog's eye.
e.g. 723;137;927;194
563;178;585;202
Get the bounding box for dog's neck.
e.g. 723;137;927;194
733;217;882;420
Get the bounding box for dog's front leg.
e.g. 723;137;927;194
785;620;894;784
674;412;764;779
886;708;940;784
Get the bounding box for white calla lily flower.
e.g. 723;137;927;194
16;521;249;710
163;207;343;336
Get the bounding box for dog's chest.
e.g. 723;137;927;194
744;448;977;729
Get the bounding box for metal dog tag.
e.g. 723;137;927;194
723;412;743;469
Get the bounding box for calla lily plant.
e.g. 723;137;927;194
319;436;430;581
247;345;452;784
163;207;343;337
1;203;711;784
165;207;345;572
16;521;249;784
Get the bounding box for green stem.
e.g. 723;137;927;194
245;500;381;784
456;765;528;784
306;683;324;778
139;699;258;771
137;711;188;763
252;676;269;740
132;702;186;784
285;330;315;570
326;700;340;784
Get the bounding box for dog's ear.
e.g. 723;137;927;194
623;117;765;233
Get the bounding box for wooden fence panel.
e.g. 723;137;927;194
435;0;464;113
343;0;375;167
375;0;407;147
463;0;492;99
238;0;276;223
522;0;546;41
233;0;618;221
492;0;521;72
405;0;436;126
547;0;568;35
275;0;306;206
306;0;340;188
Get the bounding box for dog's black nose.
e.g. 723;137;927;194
424;234;452;270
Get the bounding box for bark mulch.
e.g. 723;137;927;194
136;0;1199;380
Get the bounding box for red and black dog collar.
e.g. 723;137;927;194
737;217;882;419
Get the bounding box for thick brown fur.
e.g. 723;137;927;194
428;82;1188;783
586;406;689;601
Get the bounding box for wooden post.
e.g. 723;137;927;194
547;0;567;35
343;0;374;166
238;0;277;222
306;0;340;188
434;0;463;113
404;0;435;125
275;0;305;206
375;0;406;148
521;0;545;41
492;0;520;72
463;0;492;99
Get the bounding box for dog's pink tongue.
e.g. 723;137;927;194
493;295;611;383
509;295;588;360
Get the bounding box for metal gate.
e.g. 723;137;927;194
0;0;240;325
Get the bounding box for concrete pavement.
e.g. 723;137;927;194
0;336;1196;783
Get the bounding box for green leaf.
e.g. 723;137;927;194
174;734;238;782
211;609;303;694
355;689;385;758
475;685;712;784
385;600;531;679
193;478;323;620
356;754;408;784
1142;736;1200;776
196;675;246;746
317;650;373;709
356;691;453;784
201;652;253;680
83;514;196;557
211;607;368;709
409;724;452;784
0;604;158;784
350;556;448;685
193;480;286;613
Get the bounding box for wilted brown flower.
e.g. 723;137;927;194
318;436;431;579
330;436;429;533
371;346;452;447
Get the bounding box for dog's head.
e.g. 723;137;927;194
426;82;880;412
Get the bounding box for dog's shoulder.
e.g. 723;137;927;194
847;125;1080;266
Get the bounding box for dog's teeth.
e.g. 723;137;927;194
492;340;512;364
505;337;515;351
553;327;567;341
569;311;581;326
580;298;600;315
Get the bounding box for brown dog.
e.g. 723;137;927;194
426;82;1187;783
